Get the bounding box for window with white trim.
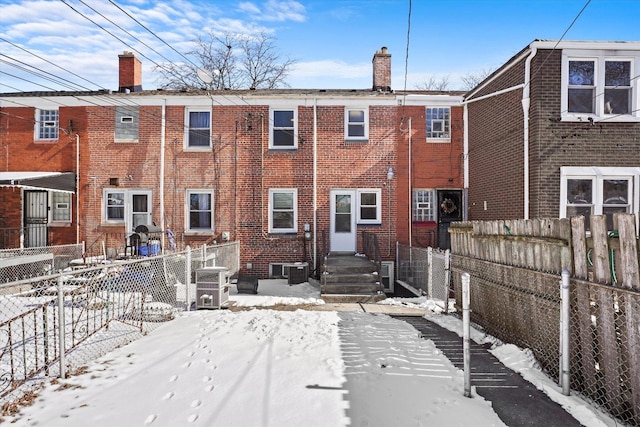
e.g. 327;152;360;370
426;107;450;141
186;109;211;148
270;108;297;149
187;190;213;231
413;189;436;221
560;167;637;231
36;109;58;140
115;106;139;142
562;52;638;120
104;190;125;222
51;192;71;223
269;189;297;233
357;189;381;224
345;108;368;141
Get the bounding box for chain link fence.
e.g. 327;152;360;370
0;242;239;408
396;243;450;311
451;254;640;427
0;244;84;284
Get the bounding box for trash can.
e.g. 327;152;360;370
195;267;230;309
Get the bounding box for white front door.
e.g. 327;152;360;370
125;190;152;232
330;190;356;253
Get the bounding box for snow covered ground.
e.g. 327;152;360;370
6;280;616;426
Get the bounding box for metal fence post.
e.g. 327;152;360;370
57;275;66;379
427;247;433;299
186;246;192;310
444;249;451;314
462;272;471;397
560;269;570;395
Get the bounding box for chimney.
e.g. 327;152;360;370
372;46;391;92
118;51;142;93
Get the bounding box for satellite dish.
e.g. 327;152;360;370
197;68;214;84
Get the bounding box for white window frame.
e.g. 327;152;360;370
356;189;381;224
426;107;451;142
413;189;436;221
36;109;59;140
186;189;214;233
269;108;298;149
560;166;640;230
115;106;139;142
50;191;72;224
269;188;297;233
103;189;126;224
344;107;369;141
561;51;640;122
185;108;212;150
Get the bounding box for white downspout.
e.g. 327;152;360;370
76;134;80;244
160;99;166;250
313;99;318;274
463;104;469;218
523;48;537;220
408;117;412;247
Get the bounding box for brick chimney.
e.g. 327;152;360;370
118;51;142;93
372;46;391;92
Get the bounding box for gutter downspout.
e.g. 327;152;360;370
160;99;166;250
463;105;469;220
76;134;80;244
522;48;537;220
313;99;318;275
408;117;412;247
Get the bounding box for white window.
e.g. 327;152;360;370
426;107;450;141
345;108;368;141
51;192;71;223
36;109;58;140
103;189;152;230
562;52;638;121
115;106;139;142
186;109;211;148
560;167;638;231
187;190;213;232
357;189;381;224
269;189;297;233
270;108;297;149
413;189;436;221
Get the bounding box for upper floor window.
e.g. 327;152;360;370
186;109;211;149
270;108;297;149
413;189;436;221
269;188;297;233
426;107;450;141
560;167;636;231
562;52;638;121
115;106;139;142
36;109;58;140
357;189;381;224
345;108;369;141
187;190;213;232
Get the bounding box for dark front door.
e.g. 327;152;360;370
24;190;48;247
437;190;462;250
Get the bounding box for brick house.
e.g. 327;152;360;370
0;47;465;278
464;40;640;230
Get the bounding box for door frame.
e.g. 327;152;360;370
24;190;48;247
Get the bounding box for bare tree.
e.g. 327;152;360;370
414;75;450;91
155;32;295;90
460;68;494;91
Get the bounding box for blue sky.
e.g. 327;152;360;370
1;0;639;92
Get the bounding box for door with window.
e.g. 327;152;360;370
330;190;356;253
128;191;152;231
24;191;48;247
437;190;463;250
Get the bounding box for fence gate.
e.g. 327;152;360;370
24;190;48;247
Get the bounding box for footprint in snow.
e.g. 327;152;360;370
162;392;174;400
187;414;199;423
202;375;212;382
144;414;157;424
205;384;214;392
169;375;179;382
191;400;202;408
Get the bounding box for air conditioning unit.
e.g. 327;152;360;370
381;261;394;293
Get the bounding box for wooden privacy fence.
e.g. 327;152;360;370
449;213;640;425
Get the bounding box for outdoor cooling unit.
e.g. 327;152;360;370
195;266;230;309
287;262;309;285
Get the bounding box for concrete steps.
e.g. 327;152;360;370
320;253;385;303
